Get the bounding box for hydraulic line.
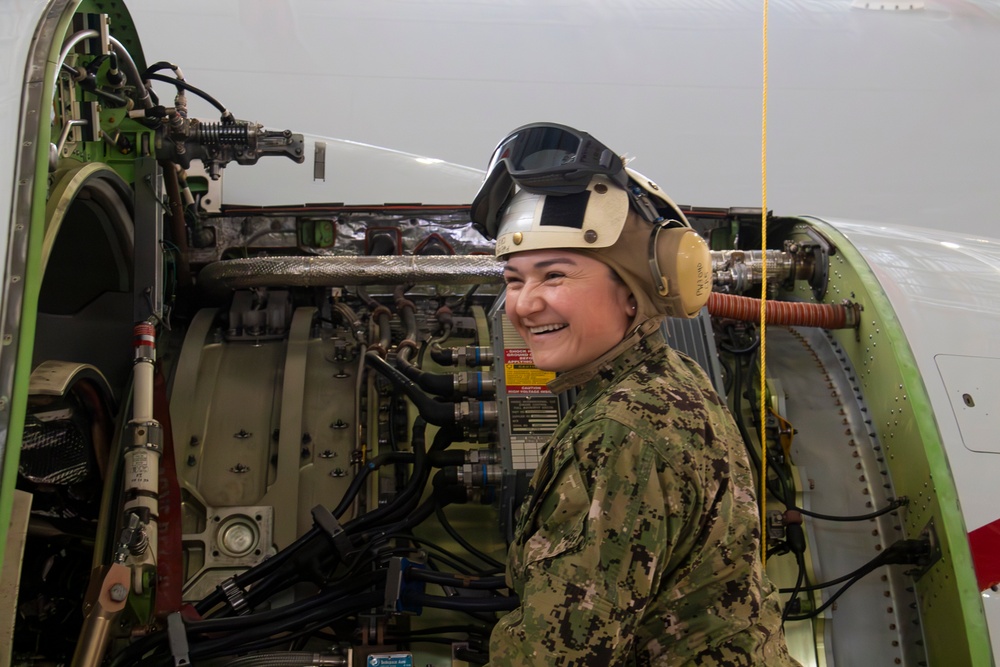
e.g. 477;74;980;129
109;36;153;109
708;292;859;329
364;352;454;426
143;72;228;116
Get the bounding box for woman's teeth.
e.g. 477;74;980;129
529;323;567;334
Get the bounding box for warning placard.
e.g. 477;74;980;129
505;348;555;394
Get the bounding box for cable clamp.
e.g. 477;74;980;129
311;504;354;558
166;612;191;666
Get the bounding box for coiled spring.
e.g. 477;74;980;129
197;121;250;145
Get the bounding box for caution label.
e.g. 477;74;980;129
505;348;555;394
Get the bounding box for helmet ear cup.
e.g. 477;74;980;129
649;226;713;318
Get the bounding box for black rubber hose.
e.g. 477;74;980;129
143;72;227;115
365;352;454;426
331;451;422;520
397;357;455;397
192;526;321;616
430;346;455;366
343;419;429;534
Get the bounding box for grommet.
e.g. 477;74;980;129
584;229;598;243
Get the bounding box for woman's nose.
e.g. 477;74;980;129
512;282;544;317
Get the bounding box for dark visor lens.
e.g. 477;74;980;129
472;123;626;234
505;126;583;172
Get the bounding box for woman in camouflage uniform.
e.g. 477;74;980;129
470;124;800;666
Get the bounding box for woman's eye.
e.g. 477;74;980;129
544;272;564;281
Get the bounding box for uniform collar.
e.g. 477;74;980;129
547;316;665;394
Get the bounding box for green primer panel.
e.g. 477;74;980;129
781;217;992;667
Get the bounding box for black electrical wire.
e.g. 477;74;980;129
116;569;383;667
143;61;181;75
435;503;505;573
718;353;735;396
779;544;899;596
189;590;383;661
191;579;384;650
719;324;761;356
406;568;507;590
392;624;492;637
381;532;487;577
345;418;431;533
446;284;480;310
455;647;490;666
795;497;908;522
782;559;883;622
332;451;419;520
195;407;456;626
781;537;930;621
407;592;519;613
729;353;764;484
239;433;439;612
143;72;228;116
192;525;321;616
781;552;808;622
780;566;864;595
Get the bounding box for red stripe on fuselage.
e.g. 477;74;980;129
969;519;1000;591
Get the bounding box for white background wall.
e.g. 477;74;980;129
128;0;1000;237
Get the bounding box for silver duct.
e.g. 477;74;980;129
198;250;802;293
198;255;506;290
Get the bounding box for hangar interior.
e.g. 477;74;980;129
1;2;993;667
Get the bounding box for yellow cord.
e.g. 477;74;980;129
760;0;770;566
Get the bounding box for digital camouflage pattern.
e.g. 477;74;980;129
488;325;799;666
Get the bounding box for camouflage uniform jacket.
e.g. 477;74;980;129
488;324;798;666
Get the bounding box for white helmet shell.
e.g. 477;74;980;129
494;175;629;258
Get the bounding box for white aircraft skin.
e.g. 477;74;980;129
2;1;1000;665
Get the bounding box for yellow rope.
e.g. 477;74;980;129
759;0;770;566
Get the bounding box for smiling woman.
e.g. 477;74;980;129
502;250;634;373
471;122;798;666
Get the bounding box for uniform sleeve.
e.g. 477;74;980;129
488;420;699;667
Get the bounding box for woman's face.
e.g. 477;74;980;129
503;249;635;372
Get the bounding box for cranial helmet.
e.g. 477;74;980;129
470;121;712;319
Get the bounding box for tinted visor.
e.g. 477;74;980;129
470;123;627;237
486;123;625;193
